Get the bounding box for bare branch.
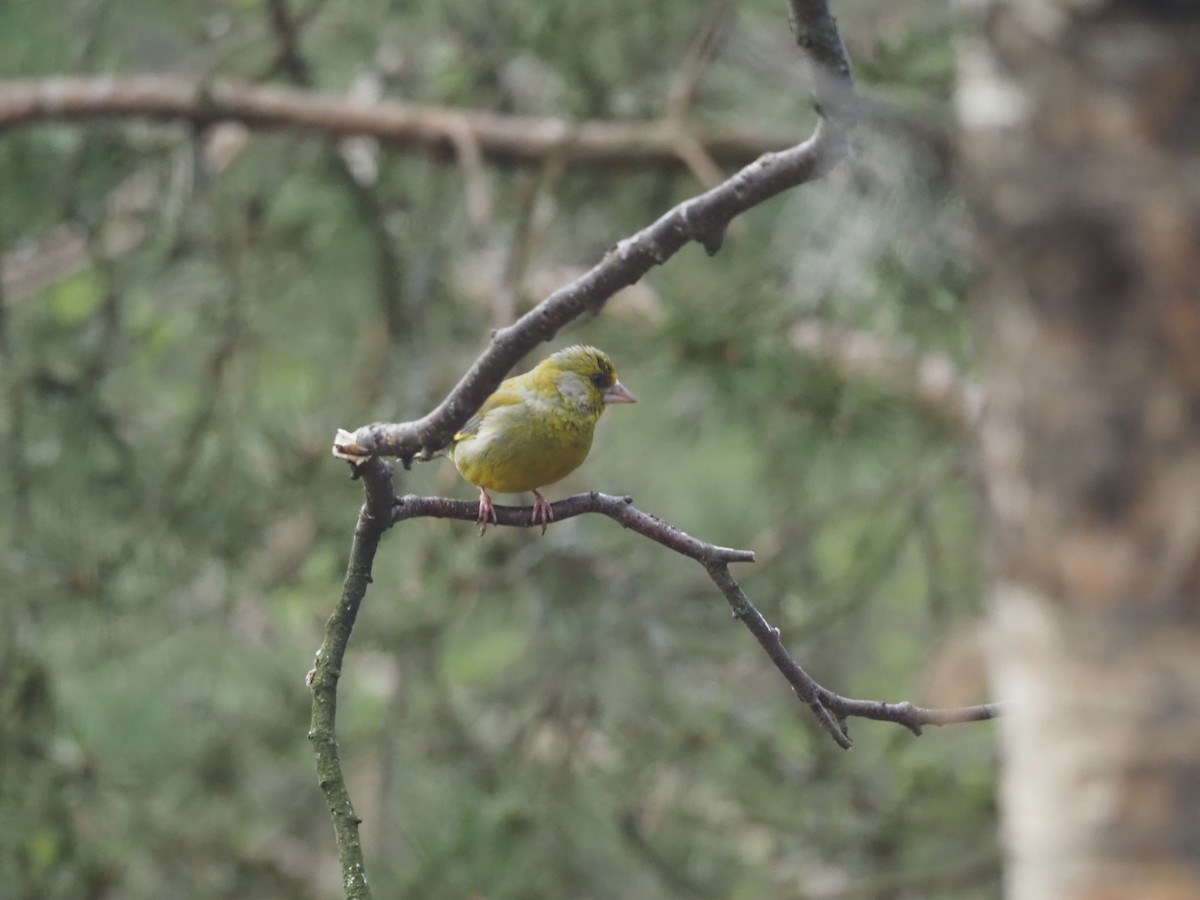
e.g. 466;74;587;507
0;75;794;170
332;0;858;467
386;491;999;748
307;457;395;900
818;692;1001;732
704;561;852;747
335;119;847;467
312;8;994;899
706;555;1000;745
788;0;856;123
391;491;756;565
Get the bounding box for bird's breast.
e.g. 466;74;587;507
451;402;596;493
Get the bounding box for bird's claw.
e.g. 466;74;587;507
477;488;553;536
477;489;498;536
531;490;555;535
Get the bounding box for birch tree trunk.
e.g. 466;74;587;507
958;2;1200;898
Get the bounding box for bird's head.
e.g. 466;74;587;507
541;345;636;417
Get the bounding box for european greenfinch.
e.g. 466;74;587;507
449;345;636;535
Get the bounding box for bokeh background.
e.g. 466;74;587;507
1;1;997;897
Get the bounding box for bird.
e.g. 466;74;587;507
448;345;636;535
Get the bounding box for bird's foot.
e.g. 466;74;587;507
530;490;555;535
477;488;498;535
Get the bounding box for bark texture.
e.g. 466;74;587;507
959;2;1200;898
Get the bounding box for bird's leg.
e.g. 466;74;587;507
477;487;498;535
530;490;555;535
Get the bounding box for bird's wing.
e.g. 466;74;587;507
453;376;526;441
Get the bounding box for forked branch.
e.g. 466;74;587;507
390;491;1000;751
310;4;997;898
332;0;858;468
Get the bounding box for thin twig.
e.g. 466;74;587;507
705;560;853;747
666;0;734;125
391;492;755;565
386;490;1000;749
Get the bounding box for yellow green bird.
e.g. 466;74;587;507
449;345;636;534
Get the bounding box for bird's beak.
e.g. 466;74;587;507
603;381;637;404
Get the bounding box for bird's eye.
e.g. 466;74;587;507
590;373;607;388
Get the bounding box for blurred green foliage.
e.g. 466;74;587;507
1;0;997;897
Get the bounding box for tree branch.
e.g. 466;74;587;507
310;8;995;898
331;0;857;467
334;117;850;467
391;492;755;565
388;491;1000;749
307;457;395;900
0;75;794;171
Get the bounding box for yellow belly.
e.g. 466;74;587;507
452;417;595;493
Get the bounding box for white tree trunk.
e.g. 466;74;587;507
959;2;1200;898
